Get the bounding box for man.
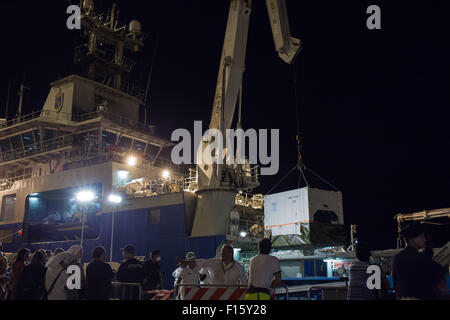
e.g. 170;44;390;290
347;241;380;300
229;206;240;237
246;238;282;300
16;251;46;300
175;252;202;300
86;246;114;300
116;245;144;300
143;250;163;291
391;223;445;300
195;245;247;286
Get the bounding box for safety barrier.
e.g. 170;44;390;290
176;284;289;301
142;290;174;300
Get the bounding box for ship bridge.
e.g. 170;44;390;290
0;75;184;191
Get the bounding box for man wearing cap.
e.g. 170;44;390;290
175;252;202;300
391;223;445;300
195;245;248;286
116;245;144;299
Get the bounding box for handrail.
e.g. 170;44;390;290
0;110;156;137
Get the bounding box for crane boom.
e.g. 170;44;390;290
266;0;301;64
198;0;300;190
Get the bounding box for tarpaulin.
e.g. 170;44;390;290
269;223;347;250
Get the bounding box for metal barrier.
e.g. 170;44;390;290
111;282;142;300
306;285;348;300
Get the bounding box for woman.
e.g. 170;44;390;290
16;251;46;300
45;245;85;300
10;248;31;300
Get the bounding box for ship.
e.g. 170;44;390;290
0;1;265;290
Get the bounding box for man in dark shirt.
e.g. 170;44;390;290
143;250;163;291
116;245;144;299
86;246;114;300
391;223;445;300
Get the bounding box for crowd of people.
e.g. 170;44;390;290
0;238;282;301
0;225;447;300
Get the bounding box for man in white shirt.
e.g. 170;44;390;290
196;245;248;286
175;252;202;300
245;238;282;300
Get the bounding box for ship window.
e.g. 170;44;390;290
22;131;35;149
10;135;23;150
33;130;41;141
23;183;102;244
0;194;16;222
145;144;161;161
102;131;117;150
134;140;145;152
118;136;132;150
148;209;160;225
0;139;12;161
44;129;56;141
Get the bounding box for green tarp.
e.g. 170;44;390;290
268;222;347;250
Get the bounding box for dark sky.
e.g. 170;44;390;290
1;1;450;249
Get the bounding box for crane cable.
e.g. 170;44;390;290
264;55;338;195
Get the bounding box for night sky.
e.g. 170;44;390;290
1;1;450;249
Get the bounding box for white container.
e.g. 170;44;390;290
264;187;344;237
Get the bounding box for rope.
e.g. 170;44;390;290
304;166;339;191
264;165;297;196
0;229;21;243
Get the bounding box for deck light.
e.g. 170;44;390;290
162;170;170;179
108;194;122;204
118;170;129;179
127;156;137;166
240;231;247;238
76;190;95;203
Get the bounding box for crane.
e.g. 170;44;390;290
191;0;301;237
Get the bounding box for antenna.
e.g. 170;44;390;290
76;1;146;100
143;33;159;124
5;80;11;121
17;79;30;123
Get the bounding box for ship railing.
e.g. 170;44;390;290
305;285;348;300
0;134;74;164
0;172;33;191
226;218;264;239
0;109;157;138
